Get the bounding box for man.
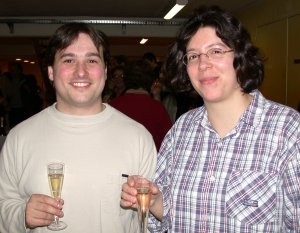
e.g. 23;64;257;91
121;6;300;233
0;23;156;233
142;52;161;80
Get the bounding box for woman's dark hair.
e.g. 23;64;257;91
45;22;110;67
166;5;264;94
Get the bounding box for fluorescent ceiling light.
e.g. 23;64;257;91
164;0;188;20
140;38;148;44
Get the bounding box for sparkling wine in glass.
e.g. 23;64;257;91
47;162;67;231
135;176;152;233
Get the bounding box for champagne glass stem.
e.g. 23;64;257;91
54;216;59;225
140;210;149;233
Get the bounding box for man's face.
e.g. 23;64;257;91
48;33;107;115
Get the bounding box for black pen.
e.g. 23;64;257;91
122;174;129;178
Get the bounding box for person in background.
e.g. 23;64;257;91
151;63;204;123
20;74;43;118
0;71;8;137
143;52;161;80
0;22;156;233
150;64;178;124
120;6;300;233
102;65;126;103
110;63;172;151
1;62;27;128
107;55;127;75
0;89;7;136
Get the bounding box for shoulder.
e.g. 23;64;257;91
251;93;300;145
8;107;49;135
168;106;205;136
107;104;152;133
176;106;205;124
251;91;299;127
107;105;156;150
263;98;300;129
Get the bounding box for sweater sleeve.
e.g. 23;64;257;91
0;137;28;233
138;127;157;179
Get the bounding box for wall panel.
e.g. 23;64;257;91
287;15;300;108
256;20;287;104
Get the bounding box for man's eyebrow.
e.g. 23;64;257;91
58;52;75;59
57;52;101;59
85;52;101;58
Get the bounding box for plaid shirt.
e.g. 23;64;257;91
148;90;300;233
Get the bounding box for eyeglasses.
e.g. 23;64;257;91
182;48;233;66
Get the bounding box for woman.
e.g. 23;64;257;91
121;6;300;233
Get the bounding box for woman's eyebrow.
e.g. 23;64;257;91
186;42;228;53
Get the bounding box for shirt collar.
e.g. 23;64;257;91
198;90;265;136
240;90;265;128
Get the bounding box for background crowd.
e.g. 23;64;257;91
0;51;204;150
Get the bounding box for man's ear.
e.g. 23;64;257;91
48;66;54;81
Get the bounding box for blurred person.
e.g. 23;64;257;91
0;89;7;135
150;64;178;123
0;71;8;136
120;6;300;233
102;65;126;103
1;62;27;128
20;74;44;118
0;22;156;233
110;63;172;151
107;55;127;74
143;52;161;80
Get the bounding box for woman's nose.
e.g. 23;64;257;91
198;56;212;70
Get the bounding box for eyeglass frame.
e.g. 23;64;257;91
182;48;234;66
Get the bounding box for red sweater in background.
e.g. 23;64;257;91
110;92;173;150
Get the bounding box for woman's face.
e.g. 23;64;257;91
185;26;241;105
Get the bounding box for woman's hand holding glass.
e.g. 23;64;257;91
120;175;163;221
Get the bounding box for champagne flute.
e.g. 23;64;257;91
135;176;152;233
47;162;67;231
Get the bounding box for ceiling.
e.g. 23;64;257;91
0;0;257;61
0;0;255;18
